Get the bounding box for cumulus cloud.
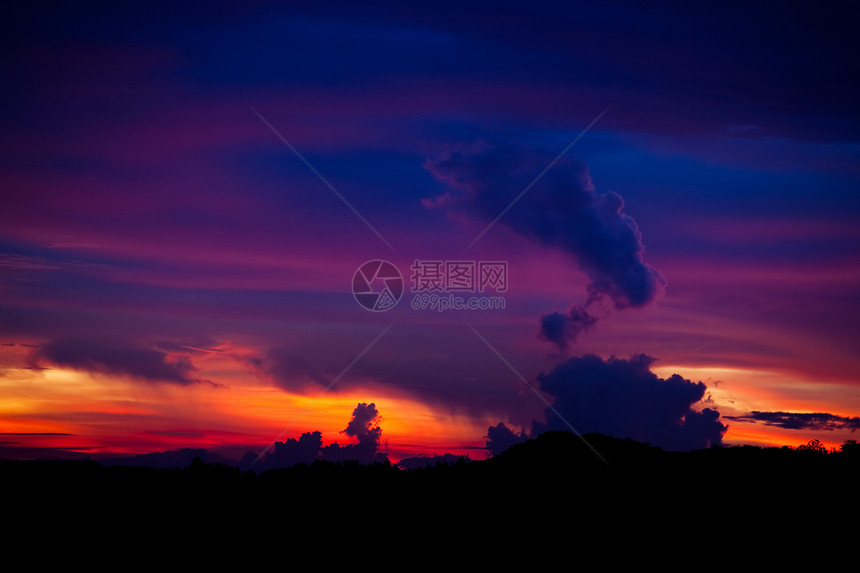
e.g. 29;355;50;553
258;431;324;469
534;354;726;451
424;138;665;349
486;354;726;454
538;305;597;350
251;403;388;469
485;422;529;456
30;338;211;385
725;411;860;431
343;402;383;449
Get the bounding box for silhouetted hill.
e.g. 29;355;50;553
5;431;858;543
395;452;470;470
486;430;664;469
97;447;236;469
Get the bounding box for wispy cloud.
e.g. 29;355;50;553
726;411;860;432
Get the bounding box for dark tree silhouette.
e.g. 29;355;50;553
797;438;827;454
840;439;860;456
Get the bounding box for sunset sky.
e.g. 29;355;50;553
2;1;859;462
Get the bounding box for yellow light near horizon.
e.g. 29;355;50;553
723;422;846;451
651;364;828;412
202;379;490;448
654;364;860;411
0;354;496;462
0;365;198;429
0;367;113;435
0;367;98;409
652;363;859;450
651;364;774;381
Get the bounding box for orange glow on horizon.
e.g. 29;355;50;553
652;364;859;450
0;361;493;461
3;352;856;461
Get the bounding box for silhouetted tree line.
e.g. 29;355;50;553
5;432;859;543
8;436;853;549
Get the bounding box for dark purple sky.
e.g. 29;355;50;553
2;1;859;460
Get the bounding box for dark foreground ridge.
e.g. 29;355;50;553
6;432;858;542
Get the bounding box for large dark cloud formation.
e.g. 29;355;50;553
30;338;210;385
231;332;542;421
487;354;727;454
425;139;665;349
534;354;726;451
233;348;331;392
